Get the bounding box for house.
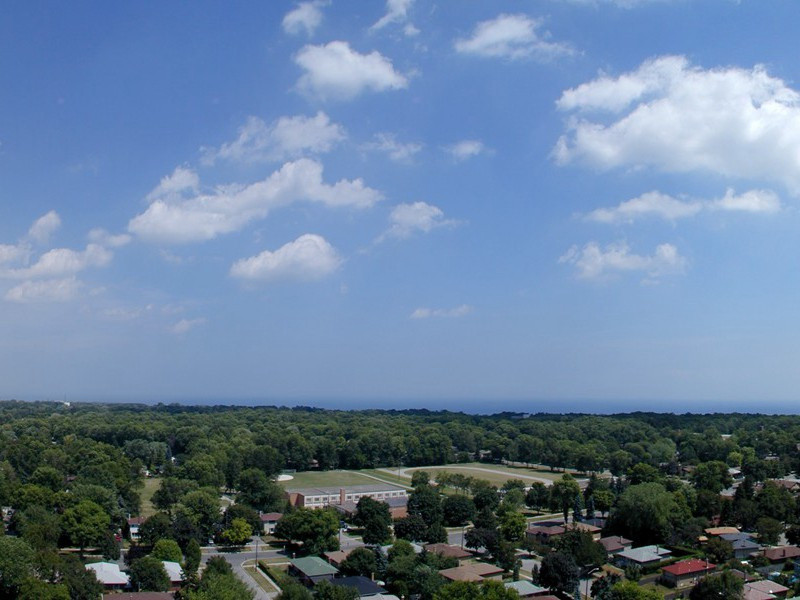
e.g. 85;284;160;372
86;562;130;590
324;548;355;568
424;543;473;562
161;561;183;590
285;484;408;510
615;545;671;567
599;536;633;555
705;527;740;537
260;512;283;535
504;581;550;598
569;522;602;540
763;546;800;564
743;580;790;600
728;538;761;560
439;563;504;582
334;496;408;520
526;524;566;543
289;557;339;586
329;576;388;597
127;516;146;542
769;480;800;494
660;559;716;589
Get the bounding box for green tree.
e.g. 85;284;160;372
592;490;615;517
130;556;170;592
610;580;663;600
182;490;221;542
236;468;284;512
354;496;392;545
0;536;35;598
550;475;581;523
276;583;313;600
314;580;359;600
339;547;378;577
395;514;429;542
689;571;743;600
61;500;110;553
627;463;663;486
15;504;61;550
704;537;733;563
756;517;783;546
411;471;431;487
608;483;680;544
17;579;70;600
274;507;339;555
435;579;521;599
526;482;549;512
184;538;202;575
442;495;476;527
220;517;253;547
556;527;607;567
408;484;443;527
60;555;104;600
140;512;173;545
539;551;579;595
152;538;183;562
499;511;527;543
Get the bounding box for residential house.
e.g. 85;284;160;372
728;538;761;560
127;516;146;542
526;523;566;544
424;543;473;562
86;562;130;590
599;536;633;555
743;580;790;600
763;547;800;564
660;559;716;589
705;527;741;537
161;561;183;591
329;576;389;597
260;512;283;535
324;548;355;568
569;522;602;540
504;581;550;598
289;557;339;586
615;545;671;567
439;563;504;582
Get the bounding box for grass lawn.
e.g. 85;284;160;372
405;463;573;487
278;469;389;489
359;469;413;487
139;476;161;518
243;562;280;593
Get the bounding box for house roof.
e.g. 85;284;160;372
764;546;800;562
527;525;566;536
617;545;671;564
127;517;146;526
731;539;760;551
323;548;354;564
290;556;339;577
86;562;130;586
438;567;484;582
720;533;756;542
505;580;548;596
599;536;633;552
161;561;183;583
705;527;740;536
571;522;601;533
745;580;790;596
424;543;472;559
260;512;283;521
662;559;716;576
329;576;387;596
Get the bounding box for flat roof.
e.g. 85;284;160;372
286;484;406;495
290;556;339;577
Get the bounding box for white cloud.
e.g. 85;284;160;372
171;317;207;335
5;244;112;280
5;277;81;303
28;211;61;244
371;0;414;31
381;202;454;240
282;1;327;36
230;234;342;283
129;158;382;244
295;41;408;101
445;140;487;161
404;23;420;37
587;188;781;224
454;14;574;61
201;112;345;165
559;241;685;282
88;228;132;248
146;166;199;203
410;304;473;319
364;133;422;163
0;244;28;265
554;56;800;194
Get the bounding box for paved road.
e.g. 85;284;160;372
203;542;285;600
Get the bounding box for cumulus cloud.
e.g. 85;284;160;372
380;202;454;241
88;228;132;248
410;304;473;319
554;56;800;194
295;41;408;101
282;1;327;36
371;0;415;31
171;317;207;335
445;140;487;161
5;277;81;303
363;133;422;163
455;14;574;61
230;234;342;283
5;244;112;280
586;188;780;224
201;112;345;165
129;158;382;244
27;211;61;244
0;244;28;265
559;241;685;282
146;166;200;203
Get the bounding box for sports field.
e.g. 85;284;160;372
277;469;399;489
399;463;577;486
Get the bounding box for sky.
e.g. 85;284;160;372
2;0;800;410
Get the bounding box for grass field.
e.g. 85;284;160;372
403;462;577;486
277;469;390;489
140;476;161;518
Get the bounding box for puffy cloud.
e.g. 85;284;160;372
381;202;454;240
230;234;341;283
146;166;199;203
4;277;81;303
0;244;28;265
410;304;473;319
559;241;685;281
295;41;408;101
554;56;800;194
445;139;487;161
363;133;422;163
454;14;574;61
201;112;345;165
282;1;327;36
586;188;780;223
88;228;132;248
371;0;415;31
171;317;207;334
6;244;112;280
129;159;382;244
27;210;61;244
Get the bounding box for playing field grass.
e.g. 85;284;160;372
139;476;161;518
404;463;574;486
277;469;389;489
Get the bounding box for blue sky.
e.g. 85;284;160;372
2;0;800;408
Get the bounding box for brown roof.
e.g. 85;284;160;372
127;517;146;526
324;548;355;565
764;546;800;562
704;527;740;536
570;522;601;533
260;512;283;521
527;525;566;536
599;536;633;552
662;559;715;576
424;543;473;559
439;567;484;582
104;594;174;600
